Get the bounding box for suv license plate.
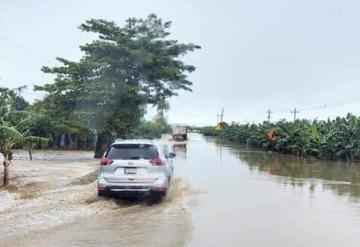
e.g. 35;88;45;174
125;167;137;174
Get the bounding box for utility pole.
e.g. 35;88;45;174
290;108;300;121
266;109;272;122
216;108;224;124
220;108;224;123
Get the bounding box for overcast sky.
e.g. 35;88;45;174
1;0;360;125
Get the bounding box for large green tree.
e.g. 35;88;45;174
36;14;200;157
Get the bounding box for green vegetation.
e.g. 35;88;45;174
198;114;360;161
0;87;48;186
0;14;199;186
35;14;200;157
128;116;171;139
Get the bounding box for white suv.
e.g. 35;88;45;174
97;139;175;199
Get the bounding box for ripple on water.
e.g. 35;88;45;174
1;177;195;247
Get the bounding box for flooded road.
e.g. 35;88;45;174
2;134;360;246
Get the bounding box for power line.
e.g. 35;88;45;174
267;97;360;121
272;108;290;113
0;35;53;63
299;104;327;112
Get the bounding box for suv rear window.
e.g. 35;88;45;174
106;144;158;160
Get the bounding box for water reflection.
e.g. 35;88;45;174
173;143;187;160
231;149;360;200
5;134;360;247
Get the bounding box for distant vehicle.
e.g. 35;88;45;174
172;124;188;141
97;139;175;200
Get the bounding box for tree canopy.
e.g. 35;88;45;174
35;14;200;156
36;14;200;132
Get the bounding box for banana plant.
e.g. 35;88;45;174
0;90;48;186
23;136;49;161
0;125;23;186
198;113;360;161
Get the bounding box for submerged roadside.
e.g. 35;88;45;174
0;149;193;247
0;150;110;240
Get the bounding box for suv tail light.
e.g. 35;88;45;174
100;157;113;166
150;157;164;166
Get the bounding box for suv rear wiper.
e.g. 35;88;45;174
130;156;141;160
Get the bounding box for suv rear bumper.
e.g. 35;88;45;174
98;186;167;197
97;175;168;196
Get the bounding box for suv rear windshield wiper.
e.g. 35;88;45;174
130;156;141;160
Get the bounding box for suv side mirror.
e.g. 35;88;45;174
169;152;176;158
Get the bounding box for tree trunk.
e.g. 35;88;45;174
68;133;73;149
94;133;106;158
3;155;10;187
28;147;33;161
75;135;79;149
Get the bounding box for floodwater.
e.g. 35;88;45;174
2;134;360;246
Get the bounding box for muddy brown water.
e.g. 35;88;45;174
2;134;360;246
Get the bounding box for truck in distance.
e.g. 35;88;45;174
171;124;188;141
